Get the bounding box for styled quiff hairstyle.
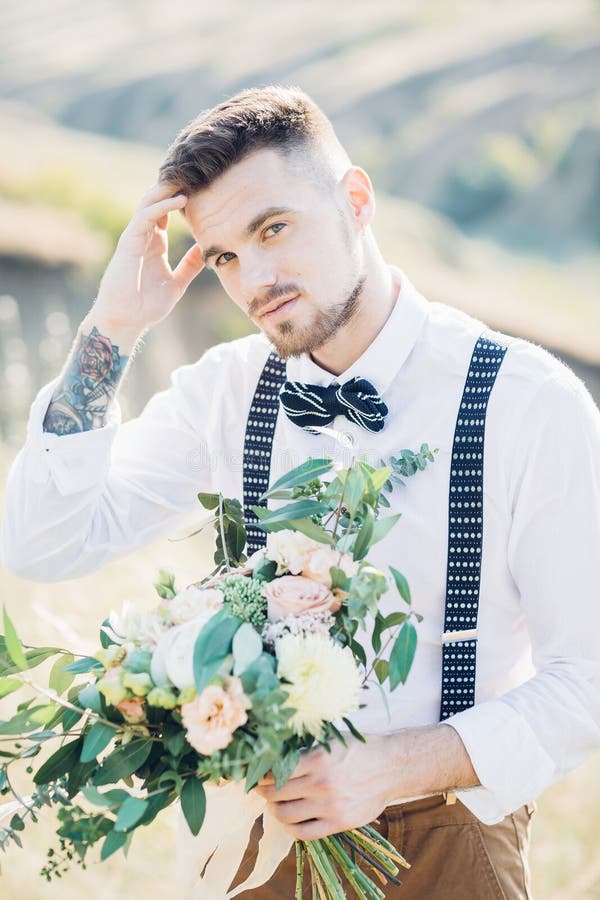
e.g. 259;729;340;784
158;85;350;195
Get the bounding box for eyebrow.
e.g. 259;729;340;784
201;206;296;265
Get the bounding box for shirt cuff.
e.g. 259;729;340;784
445;699;556;825
24;378;122;495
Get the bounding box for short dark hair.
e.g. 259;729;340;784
158;85;349;195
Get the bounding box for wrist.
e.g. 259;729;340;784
382;724;479;803
80;310;146;356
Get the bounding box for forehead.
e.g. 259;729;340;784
184;147;321;240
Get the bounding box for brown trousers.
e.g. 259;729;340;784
230;794;536;899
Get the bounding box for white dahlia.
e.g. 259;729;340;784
275;632;363;738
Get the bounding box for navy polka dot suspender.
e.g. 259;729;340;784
439;333;508;720
243;351;288;555
241;333;509;720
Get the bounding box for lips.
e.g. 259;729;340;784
261;294;300;318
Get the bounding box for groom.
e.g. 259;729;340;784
2;86;599;897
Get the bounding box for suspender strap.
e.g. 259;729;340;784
439;332;509;721
242;350;287;556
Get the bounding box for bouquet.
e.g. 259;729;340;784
0;447;436;898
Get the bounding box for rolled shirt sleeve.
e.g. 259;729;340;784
0;354;220;582
445;371;600;824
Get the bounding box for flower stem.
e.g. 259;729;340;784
321;835;379;900
295;840;304;899
305;839;345;900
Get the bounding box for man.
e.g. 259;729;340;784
2;85;599;898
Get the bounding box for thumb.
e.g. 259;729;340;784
172;243;205;294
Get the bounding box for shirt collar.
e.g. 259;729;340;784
284;265;428;395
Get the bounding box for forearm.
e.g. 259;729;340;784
42;312;144;435
384;723;479;802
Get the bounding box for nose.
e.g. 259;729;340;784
238;249;277;301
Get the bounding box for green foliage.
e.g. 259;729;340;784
92;739;153;786
197;492;248;573
192;610;242;693
388;622;418;690
80;722;117;763
261;458;334;496
2;608;28;670
180;777;206;836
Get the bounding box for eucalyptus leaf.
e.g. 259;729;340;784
92;739;153;786
389;566;412;606
114;796;149;832
80;721;117;763
232;623;263;676
388;622;417;690
101;828;129;860
63;656;104;675
2;608;27;670
180;777;206;836
0;676;22;699
197;492;220;510
284;518;335;545
370;513;402;545
77;683;103;713
49;654;75;695
33;738;83;784
342;468;365;519
373;659;389;685
264;458;333;495
353;507;375;560
257;499;330;525
193;611;242;694
272;750;300;790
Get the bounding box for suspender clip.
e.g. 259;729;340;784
441;628;478;645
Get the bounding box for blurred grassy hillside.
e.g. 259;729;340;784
1;0;599;257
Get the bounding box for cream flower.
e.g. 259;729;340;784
181;676;251;756
138;611;171;651
276;632;363;738
151;609;223;690
265;530;320;575
302;546;358;587
262;575;341;623
162;586;224;626
105;602;143;644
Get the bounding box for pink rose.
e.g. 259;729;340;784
262;575;342;623
181;676;250;756
301;546;358;587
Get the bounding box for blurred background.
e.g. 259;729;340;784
0;0;599;897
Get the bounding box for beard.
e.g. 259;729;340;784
261;272;366;360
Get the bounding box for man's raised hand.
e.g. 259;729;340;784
93;181;204;334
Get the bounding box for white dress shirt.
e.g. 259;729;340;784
2;266;599;826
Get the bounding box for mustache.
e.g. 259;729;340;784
249;285;301;317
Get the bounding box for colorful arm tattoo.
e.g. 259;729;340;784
43;326;130;434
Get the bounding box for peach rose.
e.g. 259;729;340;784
262;575;342;623
181;676;251;756
302;546;358;587
116;696;146;724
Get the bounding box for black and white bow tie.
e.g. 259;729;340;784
279;376;388;433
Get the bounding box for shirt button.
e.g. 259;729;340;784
341;430;356;446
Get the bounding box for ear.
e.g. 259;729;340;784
339;166;375;230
